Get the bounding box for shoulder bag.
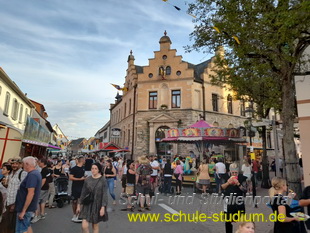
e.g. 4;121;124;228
82;177;102;205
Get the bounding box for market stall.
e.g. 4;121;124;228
161;120;246;192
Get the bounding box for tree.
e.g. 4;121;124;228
187;0;310;195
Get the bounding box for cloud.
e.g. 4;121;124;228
0;0;208;139
45;101;110;138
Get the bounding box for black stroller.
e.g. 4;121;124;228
54;176;70;208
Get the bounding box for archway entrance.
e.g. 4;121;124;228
155;126;172;157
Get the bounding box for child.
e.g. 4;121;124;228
235;222;255;233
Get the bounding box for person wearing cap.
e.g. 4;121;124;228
4;158;27;233
221;164;247;233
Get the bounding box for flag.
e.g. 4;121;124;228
232;35;241;45
213;26;221;33
111;83;121;90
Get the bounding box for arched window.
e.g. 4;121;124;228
166;66;171;75
19;104;24;123
227;94;233;114
4;92;10;116
155;126;172;156
213;121;219;127
228;123;234;128
155;126;169;140
24;108;28;123
11;98;19;120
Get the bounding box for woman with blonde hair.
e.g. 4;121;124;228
197;159;210;194
269;177;303;233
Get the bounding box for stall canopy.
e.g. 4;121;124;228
161;120;246;155
96;142;121;152
108;149;130;153
162;120;245;144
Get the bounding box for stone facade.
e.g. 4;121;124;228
110;32;250;159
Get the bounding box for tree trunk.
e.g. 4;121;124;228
261;126;271;188
281;73;302;196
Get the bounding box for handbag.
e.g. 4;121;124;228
82;177;101;205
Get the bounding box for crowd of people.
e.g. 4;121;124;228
0;153;310;233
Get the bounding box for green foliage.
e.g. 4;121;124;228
186;0;310;117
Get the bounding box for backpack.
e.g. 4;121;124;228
137;164;153;185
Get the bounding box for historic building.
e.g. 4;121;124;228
109;32;251;159
0;68;34;165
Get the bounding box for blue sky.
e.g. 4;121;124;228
0;0;212;139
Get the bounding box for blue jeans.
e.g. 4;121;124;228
215;173;225;193
164;176;172;194
107;178;116;200
16;211;33;233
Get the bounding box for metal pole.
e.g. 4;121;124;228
272;116;280;177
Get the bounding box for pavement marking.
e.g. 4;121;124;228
158;203;179;215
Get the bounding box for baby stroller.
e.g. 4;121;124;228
54;176;70;208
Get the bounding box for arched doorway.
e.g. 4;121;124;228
155;126;172;157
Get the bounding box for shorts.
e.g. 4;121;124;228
39;190;49;204
121;175;127;188
136;184;151;195
71;186;82;200
150;176;157;184
15;212;33;233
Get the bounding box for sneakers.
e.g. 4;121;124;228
31;215;40;223
40;215;46;220
74;218;83;223
72;215;82;223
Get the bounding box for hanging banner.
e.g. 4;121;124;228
181;128;200;137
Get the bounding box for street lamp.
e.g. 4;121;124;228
244;105;254;149
244;103;257;207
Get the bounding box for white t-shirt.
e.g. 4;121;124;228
241;164;252;177
150;160;159;176
123;165;128;175
215;162;226;174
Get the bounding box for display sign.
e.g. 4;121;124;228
23;116;50;144
111;128;121;138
